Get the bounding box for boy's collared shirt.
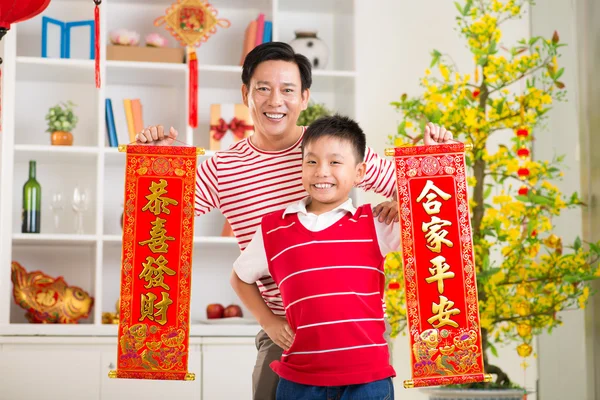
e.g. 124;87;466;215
234;197;400;284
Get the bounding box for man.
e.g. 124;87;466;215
137;42;453;399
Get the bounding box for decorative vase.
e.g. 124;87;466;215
289;31;329;70
424;388;526;400
50;130;73;146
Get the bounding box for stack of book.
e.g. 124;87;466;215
105;98;144;147
240;13;272;65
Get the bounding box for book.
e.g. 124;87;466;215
240;20;257;65
262;21;272;43
255;13;265;47
123;99;136;143
105;98;118;147
131;99;144;134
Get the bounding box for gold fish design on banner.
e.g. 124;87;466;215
11;261;94;323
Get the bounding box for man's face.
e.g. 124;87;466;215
242;60;309;142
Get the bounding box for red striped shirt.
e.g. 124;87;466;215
261;205;396;386
195;129;396;314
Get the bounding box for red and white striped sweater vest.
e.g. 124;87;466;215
261;205;396;386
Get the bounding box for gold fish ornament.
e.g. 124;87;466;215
11;261;94;323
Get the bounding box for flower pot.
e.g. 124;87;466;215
50;130;73;146
424;388;525;400
289;31;329;70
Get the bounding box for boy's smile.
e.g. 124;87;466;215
302;137;366;215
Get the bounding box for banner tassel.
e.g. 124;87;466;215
94;0;101;88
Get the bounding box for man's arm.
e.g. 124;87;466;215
231;227;294;350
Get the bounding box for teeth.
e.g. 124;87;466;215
315;183;333;189
265;113;284;119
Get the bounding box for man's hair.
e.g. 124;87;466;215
242;42;312;91
301;115;366;163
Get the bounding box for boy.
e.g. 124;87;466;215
231;115;401;399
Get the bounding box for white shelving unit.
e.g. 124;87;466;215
0;0;356;397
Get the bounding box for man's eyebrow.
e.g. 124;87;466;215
255;80;297;87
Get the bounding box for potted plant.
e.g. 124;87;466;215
384;1;600;399
45;101;78;146
297;100;332;126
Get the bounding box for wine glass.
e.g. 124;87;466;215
72;185;89;234
49;190;65;232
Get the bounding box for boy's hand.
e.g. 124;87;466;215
373;200;399;224
263;315;295;350
136;125;178;146
423;122;456;145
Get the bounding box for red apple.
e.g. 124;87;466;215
223;304;243;318
206;303;225;319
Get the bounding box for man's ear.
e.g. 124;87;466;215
355;161;367;184
300;88;310;111
241;84;249;107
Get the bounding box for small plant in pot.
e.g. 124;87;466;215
46;101;78;146
297;101;332;126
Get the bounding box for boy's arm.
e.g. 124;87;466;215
374;218;401;257
231;227;294;350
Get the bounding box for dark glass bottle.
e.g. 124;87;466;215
22;160;41;233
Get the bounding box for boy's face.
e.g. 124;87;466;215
242;60;309;141
302;137;366;213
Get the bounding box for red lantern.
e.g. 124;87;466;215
517;148;530;159
518;168;530;180
516;128;529;138
0;0;51;39
518;186;529;196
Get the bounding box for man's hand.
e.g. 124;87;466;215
423;122;456;146
135;125;178;146
262;314;295;350
373;200;399;224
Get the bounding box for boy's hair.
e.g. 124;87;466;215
301;115;366;163
242;42;312;91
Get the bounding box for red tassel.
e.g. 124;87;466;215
188;49;198;128
94;1;101;88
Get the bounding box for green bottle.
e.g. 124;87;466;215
22;160;41;233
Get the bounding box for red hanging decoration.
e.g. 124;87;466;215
0;0;50;37
94;0;101;88
154;0;230;129
188;49;198;128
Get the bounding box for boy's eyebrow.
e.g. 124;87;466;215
304;151;345;158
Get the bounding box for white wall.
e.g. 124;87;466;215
530;1;593;400
354;0;541;397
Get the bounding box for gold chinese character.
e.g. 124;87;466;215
142;179;178;216
416;180;452;215
140;292;157;322
139;217;175;253
154;292;173;326
139;255;176;290
422;216;454;253
427;295;460;329
425;255;455;293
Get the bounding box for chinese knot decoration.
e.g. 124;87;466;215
387;143;492;389
155;0;230;128
210;117;253;141
110;145;198;381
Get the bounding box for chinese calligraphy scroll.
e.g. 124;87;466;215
110;145;199;381
386;143;491;388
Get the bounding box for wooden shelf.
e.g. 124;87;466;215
12;233;98;246
16;57;95;84
106;60;186;87
14;145;99;164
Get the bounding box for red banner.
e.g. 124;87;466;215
110;145;197;381
389;143;491;388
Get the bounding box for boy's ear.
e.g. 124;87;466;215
355;161;367;184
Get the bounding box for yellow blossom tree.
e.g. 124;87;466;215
385;0;600;388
